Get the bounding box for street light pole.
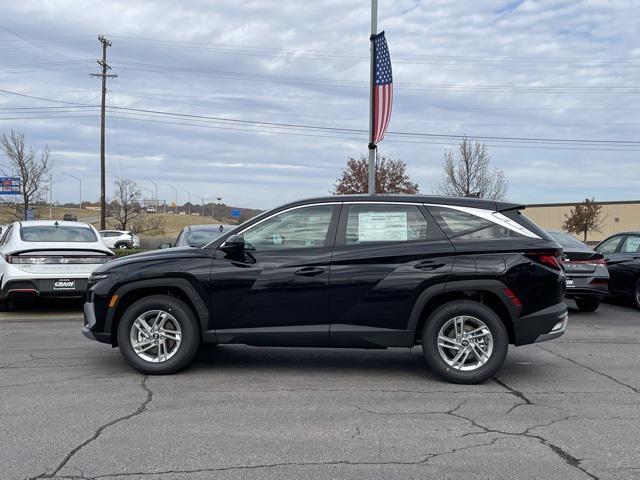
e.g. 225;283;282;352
147;178;158;207
63;173;82;209
215;196;222;220
182;188;191;215
49;174;53;219
167;184;177;213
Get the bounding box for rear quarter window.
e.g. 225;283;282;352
428;206;528;240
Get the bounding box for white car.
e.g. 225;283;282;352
0;220;114;309
98;230;140;250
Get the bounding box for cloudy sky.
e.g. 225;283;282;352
0;0;639;209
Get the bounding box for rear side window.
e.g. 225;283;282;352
345;204;428;245
428;206;527;240
20;226;98;242
621;236;640;253
597;236;623;254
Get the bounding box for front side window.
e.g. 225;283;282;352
243;205;334;251
621;235;640;253
345;204;428;245
597;236;623;254
428;206;525;240
20;225;98;243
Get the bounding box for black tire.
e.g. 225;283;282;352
115;242;130;250
633;280;640;311
117;295;200;374
575;297;601;312
422;300;508;384
0;299;14;312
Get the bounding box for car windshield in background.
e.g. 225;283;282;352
548;231;587;249
180;229;223;247
20;226;98;242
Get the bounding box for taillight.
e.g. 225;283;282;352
565;258;606;267
526;251;563;271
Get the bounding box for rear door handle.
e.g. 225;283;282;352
294;267;325;277
414;261;445;271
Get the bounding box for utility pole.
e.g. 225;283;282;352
91;35;117;231
182;188;191;215
201;196;205;217
215;196;222;220
49;174;53;219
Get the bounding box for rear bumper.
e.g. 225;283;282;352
513;302;568;345
0;278;89;299
564;275;608;299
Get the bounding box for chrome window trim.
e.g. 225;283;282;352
235;202;341;236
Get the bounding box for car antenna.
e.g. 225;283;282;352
54;221;59;227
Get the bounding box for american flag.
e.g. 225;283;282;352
371;32;393;144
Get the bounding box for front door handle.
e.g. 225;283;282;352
295;266;325;277
414;260;445;271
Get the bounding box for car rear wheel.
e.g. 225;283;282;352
115;242;129;250
422;300;508;384
117;295;199;374
575;297;601;312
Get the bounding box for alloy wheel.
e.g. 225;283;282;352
437;315;494;371
130;309;182;363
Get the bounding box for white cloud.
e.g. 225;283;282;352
0;0;638;208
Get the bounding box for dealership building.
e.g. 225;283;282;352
525;200;640;243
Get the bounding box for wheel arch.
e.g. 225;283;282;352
409;280;519;345
106;278;209;346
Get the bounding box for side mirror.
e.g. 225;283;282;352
221;234;245;253
159;243;172;249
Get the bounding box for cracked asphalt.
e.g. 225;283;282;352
1;299;639;480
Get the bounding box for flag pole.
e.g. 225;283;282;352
367;0;377;195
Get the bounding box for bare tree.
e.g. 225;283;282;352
563;198;603;242
0;130;52;220
437;137;508;200
111;177;142;231
333;155;419;194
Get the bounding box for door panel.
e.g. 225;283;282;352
329;203;454;347
606;235;640;295
208;204;339;346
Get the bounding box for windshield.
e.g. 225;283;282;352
178;229;224;247
20;225;98;243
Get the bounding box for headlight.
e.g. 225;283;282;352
89;272;111;282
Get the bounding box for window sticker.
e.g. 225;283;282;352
358;212;408;241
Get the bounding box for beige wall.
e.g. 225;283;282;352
526;202;640;243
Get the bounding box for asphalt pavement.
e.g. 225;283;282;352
1;299;639;480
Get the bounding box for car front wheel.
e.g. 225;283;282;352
422;300;508;384
117;295;200;374
633;280;640;311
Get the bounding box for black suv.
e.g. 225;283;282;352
83;195;568;384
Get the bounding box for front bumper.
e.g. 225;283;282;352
82;301;111;344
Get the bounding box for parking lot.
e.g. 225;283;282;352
0;300;638;480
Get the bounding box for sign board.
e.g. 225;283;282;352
231;209;241;218
358;212;408;242
0;177;20;195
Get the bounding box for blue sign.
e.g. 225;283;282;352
231;209;241;218
0;177;20;195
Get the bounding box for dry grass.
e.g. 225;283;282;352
0;206;237;236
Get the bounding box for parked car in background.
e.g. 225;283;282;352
63;213;78;222
161;224;227;248
0;220;114;310
99;230;140;250
84;195;568;384
548;230;609;312
595;232;640;310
